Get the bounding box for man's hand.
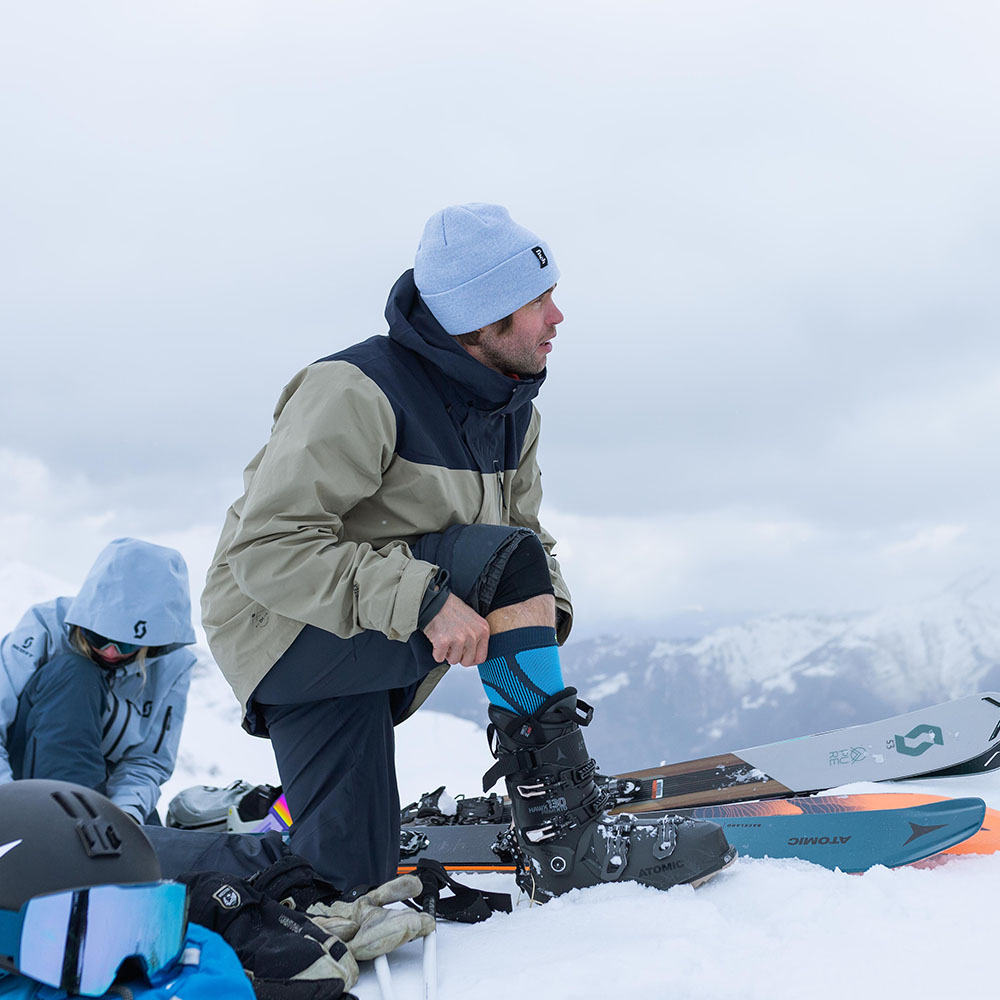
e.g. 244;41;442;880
422;593;490;666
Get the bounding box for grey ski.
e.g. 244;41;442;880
608;692;1000;813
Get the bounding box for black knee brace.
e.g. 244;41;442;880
486;532;555;613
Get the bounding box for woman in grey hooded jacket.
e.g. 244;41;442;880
0;537;196;821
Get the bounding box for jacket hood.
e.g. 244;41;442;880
385;269;546;414
64;538;196;650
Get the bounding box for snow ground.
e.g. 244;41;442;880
358;771;1000;1000
162;655;1000;1000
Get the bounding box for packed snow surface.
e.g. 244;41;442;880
161;654;1000;1000
366;772;1000;1000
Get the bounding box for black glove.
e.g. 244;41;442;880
179;870;358;999
250;857;434;963
249;854;341;910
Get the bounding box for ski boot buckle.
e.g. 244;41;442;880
600;815;635;880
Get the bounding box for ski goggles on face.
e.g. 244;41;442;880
0;881;188;996
80;628;142;657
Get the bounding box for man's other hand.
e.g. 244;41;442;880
422;593;490;666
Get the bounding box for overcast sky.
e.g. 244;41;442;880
2;1;998;634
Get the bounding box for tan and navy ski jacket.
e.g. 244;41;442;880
202;270;572;719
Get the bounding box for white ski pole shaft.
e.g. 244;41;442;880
423;928;438;1000
374;954;396;1000
422;891;438;1000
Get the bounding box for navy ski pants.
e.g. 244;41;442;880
250;523;538;892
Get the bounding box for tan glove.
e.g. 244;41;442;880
306;874;436;961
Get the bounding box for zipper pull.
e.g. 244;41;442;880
494;460;507;513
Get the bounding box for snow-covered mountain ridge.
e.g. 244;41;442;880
429;573;1000;772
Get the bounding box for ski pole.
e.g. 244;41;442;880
374;954;396;1000
422;894;438;1000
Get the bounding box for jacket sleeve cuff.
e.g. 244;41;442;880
113;800;147;822
383;557;441;640
417;569;452;630
555;602;573;644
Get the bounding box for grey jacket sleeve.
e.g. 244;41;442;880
0;605;53;784
509;405;573;643
226;362;438;642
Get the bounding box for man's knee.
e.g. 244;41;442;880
487;532;554;614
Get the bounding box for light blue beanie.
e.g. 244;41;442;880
414;203;559;336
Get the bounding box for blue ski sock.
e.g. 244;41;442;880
477;626;565;715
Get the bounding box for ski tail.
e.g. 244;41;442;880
683;796;986;872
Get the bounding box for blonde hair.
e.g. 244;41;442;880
70;626;148;687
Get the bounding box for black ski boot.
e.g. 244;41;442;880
483;688;737;901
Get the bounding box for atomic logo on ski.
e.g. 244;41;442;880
786;836;851;846
902;821;947;845
893;724;944;757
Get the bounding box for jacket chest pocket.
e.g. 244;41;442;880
473;463;509;526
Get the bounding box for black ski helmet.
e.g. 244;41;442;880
0;780;161;911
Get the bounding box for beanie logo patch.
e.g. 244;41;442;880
531;246;549;268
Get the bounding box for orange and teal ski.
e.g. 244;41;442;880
397;793;989;875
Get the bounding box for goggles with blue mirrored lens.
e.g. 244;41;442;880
80;628;142;658
0;881;188;996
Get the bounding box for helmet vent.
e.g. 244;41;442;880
50;789;99;820
73;792;99;819
51;789;82;817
